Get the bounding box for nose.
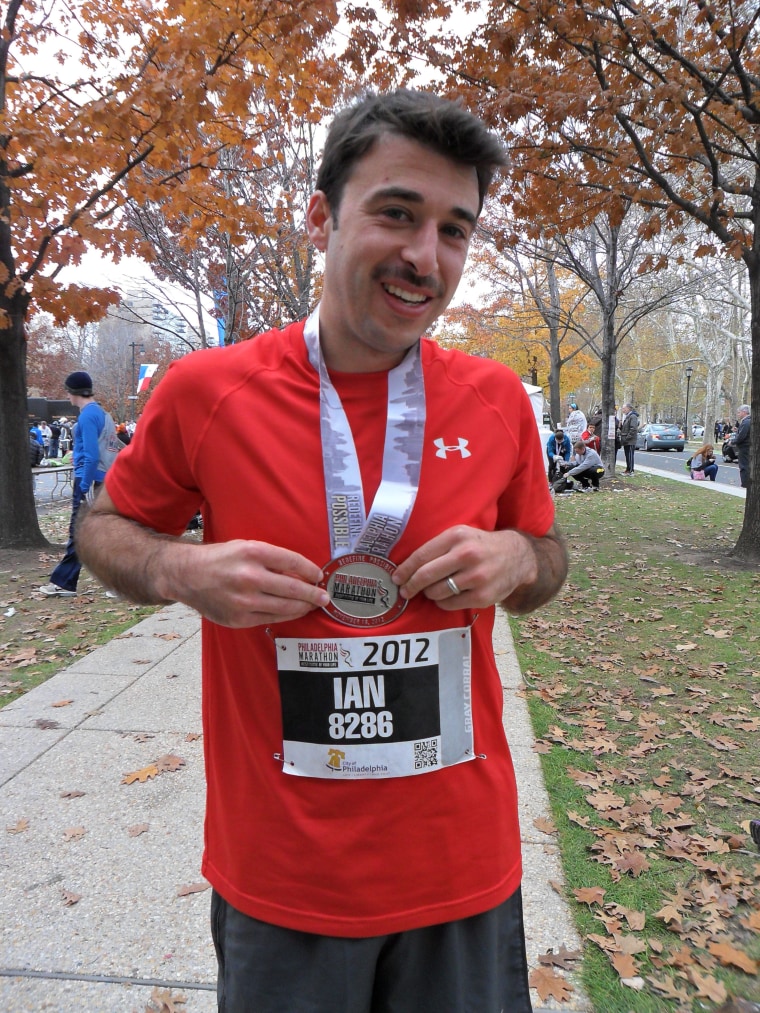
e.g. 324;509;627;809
401;220;439;278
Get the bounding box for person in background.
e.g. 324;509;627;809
38;420;52;457
546;426;572;484
29;431;44;468
76;89;569;1013
689;443;718;482
29;421;44;449
581;421;601;454
116;423;131;446
48;420;62;459
564;440;605;491
619;403;639;475
565;402;587;444
38;371;107;597
734;405;751;489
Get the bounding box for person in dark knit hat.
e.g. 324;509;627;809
39;371;108;596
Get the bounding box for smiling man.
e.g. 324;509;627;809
77;90;568;1013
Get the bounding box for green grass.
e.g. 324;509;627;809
511;474;760;1012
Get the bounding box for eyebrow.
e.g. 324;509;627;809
368;186;478;228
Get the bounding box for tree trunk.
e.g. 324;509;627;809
599;309;618;473
0;295;49;549
730;253;760;564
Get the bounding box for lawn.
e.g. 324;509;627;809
510;475;759;1012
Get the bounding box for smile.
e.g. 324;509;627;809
383;284;429;305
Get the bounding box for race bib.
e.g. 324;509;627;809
275;628;474;779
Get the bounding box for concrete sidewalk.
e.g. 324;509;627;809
0;605;588;1013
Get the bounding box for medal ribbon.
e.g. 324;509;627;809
304;306;426;560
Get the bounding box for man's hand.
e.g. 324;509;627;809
164;539;330;628
392;524;567;614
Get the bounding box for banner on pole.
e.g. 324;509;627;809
137;363;158;393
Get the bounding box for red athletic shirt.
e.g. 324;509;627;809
106;320;555;937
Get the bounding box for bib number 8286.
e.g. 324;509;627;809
328;710;393;740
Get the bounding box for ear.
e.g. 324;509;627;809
306;191;333;253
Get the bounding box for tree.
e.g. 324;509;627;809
1;0;343;548
125;111;319;345
413;0;759;556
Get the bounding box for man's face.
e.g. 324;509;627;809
307;132;480;372
738;409;748;421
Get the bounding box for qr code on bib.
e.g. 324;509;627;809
414;738;440;770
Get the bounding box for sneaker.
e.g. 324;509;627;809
38;583;77;597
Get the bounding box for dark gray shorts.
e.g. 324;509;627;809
210;887;533;1013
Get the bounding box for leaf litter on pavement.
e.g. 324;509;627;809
513;478;760;1011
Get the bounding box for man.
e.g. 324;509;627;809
546;426;572;483
39;371;107;597
565;441;605;491
619;403;639;475
564;402;586;443
48;420;62;459
77;90;568;1013
734;404;751;488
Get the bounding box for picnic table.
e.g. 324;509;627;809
32;464;74;501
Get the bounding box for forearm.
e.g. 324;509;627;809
500;525;568;615
76;501;188;605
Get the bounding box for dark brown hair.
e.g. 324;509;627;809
315;89;507;223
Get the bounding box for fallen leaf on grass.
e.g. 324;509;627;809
6;818;29;834
177;882;210;897
687;968;728;1004
574;886;606;906
610;951;639;978
529;965;574;1002
708;941;758;975
704;629;731;639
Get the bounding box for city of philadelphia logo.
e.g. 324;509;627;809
326;748;346;771
326;748;389;776
433;437;471;459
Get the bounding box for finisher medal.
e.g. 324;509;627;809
320;552;407;628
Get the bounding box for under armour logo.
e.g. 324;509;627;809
434;437;471;459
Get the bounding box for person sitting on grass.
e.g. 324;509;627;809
689;443;718;482
546;426;572;484
564;440;605;492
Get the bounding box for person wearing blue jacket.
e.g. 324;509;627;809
546;426;572;484
39;371;107;597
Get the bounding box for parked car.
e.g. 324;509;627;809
635;424;686;452
722;433;738;462
691;424;705;438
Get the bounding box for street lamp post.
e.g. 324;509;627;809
684;365;693;441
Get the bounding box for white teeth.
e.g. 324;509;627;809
384;284;427;304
